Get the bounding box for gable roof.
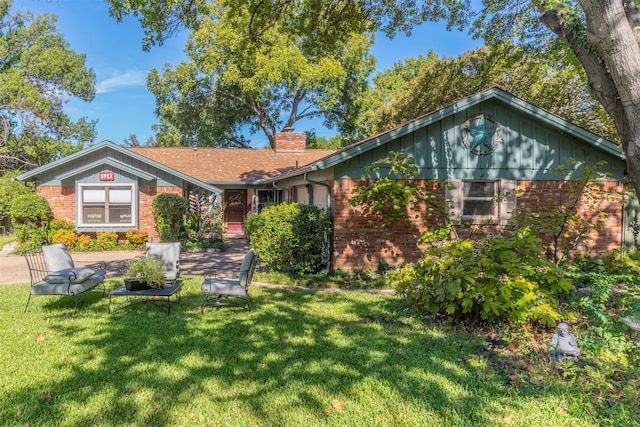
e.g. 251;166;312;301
14;140;223;194
127;146;337;184
266;87;625;182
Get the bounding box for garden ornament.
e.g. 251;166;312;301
548;322;581;362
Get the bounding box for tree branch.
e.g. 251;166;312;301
540;9;627;144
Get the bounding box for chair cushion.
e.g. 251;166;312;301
32;270;106;295
44;267;96;284
202;278;247;297
42;243;74;271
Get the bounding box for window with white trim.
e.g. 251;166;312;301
462;181;497;221
79;185;134;226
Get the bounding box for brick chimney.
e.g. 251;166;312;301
273;127;306;153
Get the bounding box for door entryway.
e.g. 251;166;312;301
224;190;246;232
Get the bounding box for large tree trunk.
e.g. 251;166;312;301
541;1;640;197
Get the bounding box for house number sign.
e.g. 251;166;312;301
99;171;115;181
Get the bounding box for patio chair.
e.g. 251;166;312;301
201;248;258;311
146;242;181;284
23;243;107;312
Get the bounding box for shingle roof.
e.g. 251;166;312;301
127;147;336;184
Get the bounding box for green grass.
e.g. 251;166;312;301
0;233;15;248
1;276;638;426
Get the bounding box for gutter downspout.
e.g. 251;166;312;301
304;172;332;271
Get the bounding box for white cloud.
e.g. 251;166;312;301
96;70;147;94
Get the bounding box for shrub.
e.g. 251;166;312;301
602;248;640;275
152;193;188;241
76;233;95;250
48;219;75;242
126;229;149;247
96;231;118;250
0;170;32;232
9;193;52;250
245;203;331;275
51;229;77;248
390;227;574;325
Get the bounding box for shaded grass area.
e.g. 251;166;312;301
0;276;634;426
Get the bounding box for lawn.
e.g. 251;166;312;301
0;276;637;426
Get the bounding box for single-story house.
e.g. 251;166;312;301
16;88;634;271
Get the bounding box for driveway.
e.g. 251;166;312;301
0;234;249;285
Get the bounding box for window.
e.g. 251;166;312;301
462;181;496;220
79;185;134;226
256;189;282;213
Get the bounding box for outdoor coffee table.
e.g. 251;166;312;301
108;283;181;314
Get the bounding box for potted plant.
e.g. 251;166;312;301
124;256;166;291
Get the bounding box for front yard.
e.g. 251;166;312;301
1;276;638;426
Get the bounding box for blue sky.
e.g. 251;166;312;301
12;0;481;147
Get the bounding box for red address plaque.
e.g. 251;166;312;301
99;171;115;181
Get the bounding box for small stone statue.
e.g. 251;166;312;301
548;322;581;362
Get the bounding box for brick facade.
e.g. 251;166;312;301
331;178;624;271
331;179;446;271
38;185;183;243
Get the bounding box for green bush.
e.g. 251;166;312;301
152;193;188;241
9;193;52;250
0;170;32;231
390;227;574;325
602;248;640;275
125;229;149;247
96;231;118;250
245;203;331;275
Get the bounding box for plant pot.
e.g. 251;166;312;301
124;279;153;291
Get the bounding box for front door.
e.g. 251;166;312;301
224;190;246;232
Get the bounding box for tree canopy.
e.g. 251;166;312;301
109;0;392;148
0;0;96;172
367;46;616;143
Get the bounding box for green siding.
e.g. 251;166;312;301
35;148;184;187
334;99;625;181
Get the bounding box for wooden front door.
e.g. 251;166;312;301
224;190;246;231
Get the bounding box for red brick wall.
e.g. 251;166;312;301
332;179;446;271
37;186;76;223
331;178;624;271
37;185;184;243
515;180;623;254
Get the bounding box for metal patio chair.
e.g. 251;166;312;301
146;242;181;284
201;248;258;311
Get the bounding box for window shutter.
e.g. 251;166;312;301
500;180;517;225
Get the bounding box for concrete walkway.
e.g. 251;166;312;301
0;233;249;285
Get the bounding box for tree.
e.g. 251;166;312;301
0;0;96;172
368;46;616;142
108;0;379;148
